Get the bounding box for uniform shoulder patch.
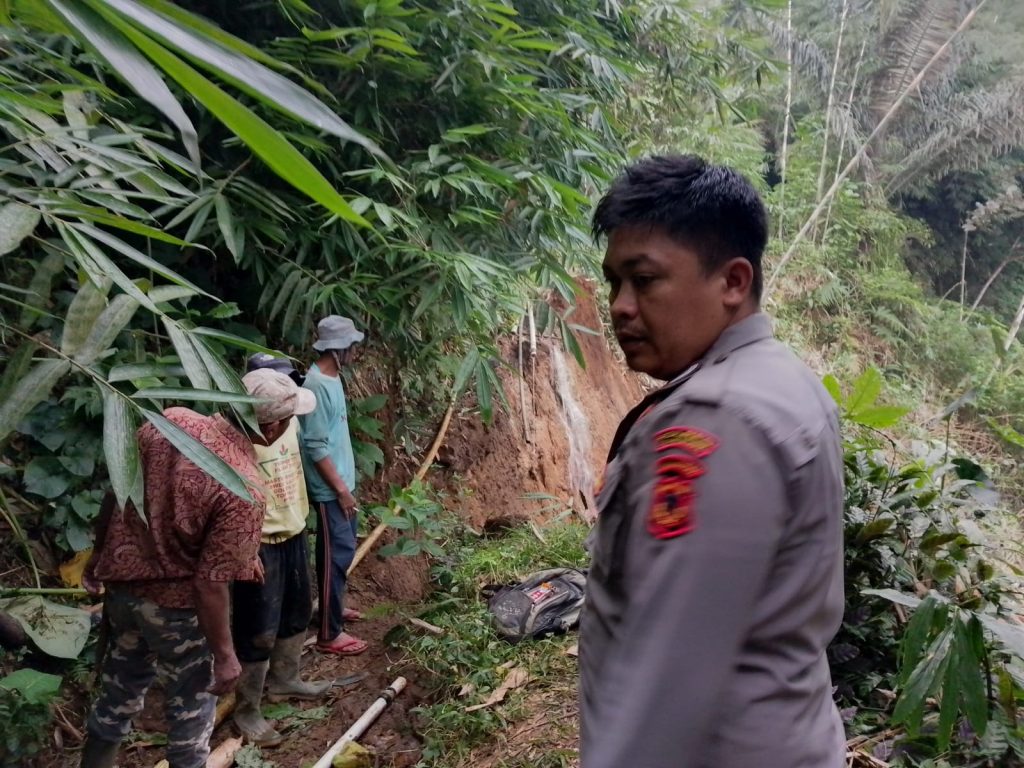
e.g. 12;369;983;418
648;426;719;540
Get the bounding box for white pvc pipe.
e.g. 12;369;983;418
312;677;407;768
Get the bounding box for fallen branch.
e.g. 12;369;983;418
348;404;455;575
312;677;407;768
408;617;444;635
206;736;243;768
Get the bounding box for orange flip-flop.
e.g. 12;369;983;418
317;634;368;656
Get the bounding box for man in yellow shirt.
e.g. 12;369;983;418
231;357;331;746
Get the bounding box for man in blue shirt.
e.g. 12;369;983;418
299;315;368;656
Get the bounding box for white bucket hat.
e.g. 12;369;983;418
312;315;364;352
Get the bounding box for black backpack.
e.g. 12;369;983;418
485;568;587;643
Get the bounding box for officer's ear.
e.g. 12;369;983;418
719;257;754;309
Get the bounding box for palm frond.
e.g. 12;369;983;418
885;78;1024;195
868;0;964;121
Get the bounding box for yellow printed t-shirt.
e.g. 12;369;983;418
253;419;309;542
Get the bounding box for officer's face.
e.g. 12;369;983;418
603;226;753;380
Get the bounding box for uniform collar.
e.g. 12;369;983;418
699;312;773;367
660;313;772;389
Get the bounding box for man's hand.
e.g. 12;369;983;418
252;557;265;585
209;652;241;695
338;489;358;520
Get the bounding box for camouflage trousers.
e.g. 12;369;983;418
86;589;216;768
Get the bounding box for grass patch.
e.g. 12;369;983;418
399;521;588;767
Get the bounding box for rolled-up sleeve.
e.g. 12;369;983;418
299;377;330;463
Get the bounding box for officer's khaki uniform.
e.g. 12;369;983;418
580;313;845;768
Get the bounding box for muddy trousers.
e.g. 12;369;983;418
86;589;215;768
314;500;358;642
232;532;313;662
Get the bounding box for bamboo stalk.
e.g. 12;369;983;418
971;245;1021;311
812;0;850;243
765;0;989;299
958;229;969;320
777;0;794;241
348;403;455;575
821;38;867;242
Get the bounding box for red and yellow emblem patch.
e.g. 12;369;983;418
648;426;719;539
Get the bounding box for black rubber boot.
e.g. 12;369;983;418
80;735;120;768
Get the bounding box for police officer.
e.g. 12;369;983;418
580;155;846;768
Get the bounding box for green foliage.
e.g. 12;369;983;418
830;370;1024;764
376;479;449;558
398;521;587;765
349;393;388;480
0;666;61;767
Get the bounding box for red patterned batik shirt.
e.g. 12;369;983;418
93;407;266;609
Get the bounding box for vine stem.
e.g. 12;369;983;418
0;485;41;589
0;587;88;598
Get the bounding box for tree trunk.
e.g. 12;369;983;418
1005;291;1024;353
821;38;867;241
813;0;850;242
971;238;1022;311
959;229;969;320
777;0;794;240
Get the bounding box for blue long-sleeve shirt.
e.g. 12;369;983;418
298;363;356;502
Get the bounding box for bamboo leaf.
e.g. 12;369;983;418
214;193;241;262
102;388;144;511
19;251;65;327
108;362;186;383
61;279;109;357
96;18;372;227
44;0;200;171
69;222;213;298
57;204;196;246
141;408;252;501
0;342;37;405
133;387;262;404
162;318;211;389
91;0;384;157
190;327;277;355
451;347;479;403
0;202;41;256
76;294;139;366
0;359;72;443
60;225;159;313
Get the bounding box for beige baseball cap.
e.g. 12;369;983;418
242;368;316;424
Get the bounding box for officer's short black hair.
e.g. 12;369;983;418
592;154;769;300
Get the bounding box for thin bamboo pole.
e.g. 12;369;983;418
348;404;455;575
777;0;794;241
765;0;989;299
